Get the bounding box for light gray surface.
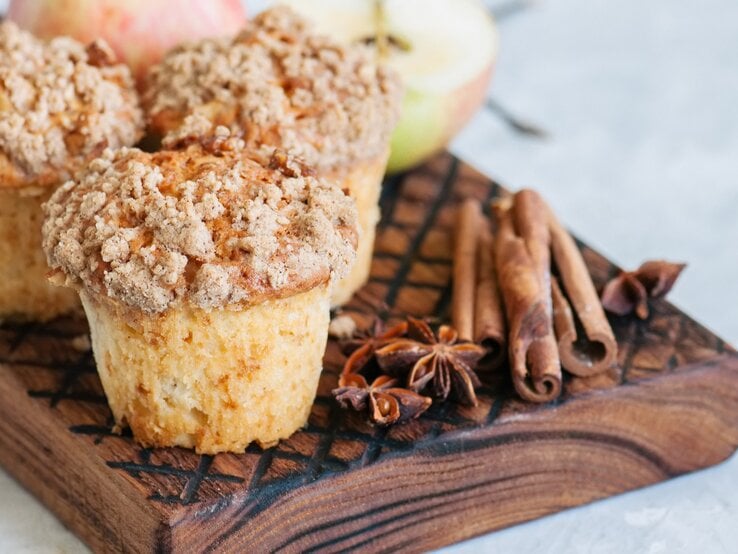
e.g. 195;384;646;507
1;0;737;552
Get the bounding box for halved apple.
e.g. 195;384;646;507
281;0;498;173
7;0;247;86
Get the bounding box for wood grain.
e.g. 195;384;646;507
1;152;737;553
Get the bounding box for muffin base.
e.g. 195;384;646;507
328;149;389;306
0;189;80;322
81;284;331;454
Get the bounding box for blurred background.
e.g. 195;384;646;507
0;0;736;552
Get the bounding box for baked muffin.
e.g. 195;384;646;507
0;21;143;321
143;6;402;306
42;135;357;454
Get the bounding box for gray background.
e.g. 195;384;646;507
1;0;736;551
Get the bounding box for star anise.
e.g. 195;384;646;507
332;374;431;426
375;317;486;406
601;260;686;319
338;318;408;387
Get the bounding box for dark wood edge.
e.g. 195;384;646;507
161;353;738;551
0;365;164;553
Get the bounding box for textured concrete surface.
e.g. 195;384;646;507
1;0;736;551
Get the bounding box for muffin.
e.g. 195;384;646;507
42;136;357;454
0;21;143;321
143;6;402;306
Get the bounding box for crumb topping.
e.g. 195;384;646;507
0;21;143;188
144;6;402;170
42;140;358;314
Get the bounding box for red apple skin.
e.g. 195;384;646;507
7;0;247;86
446;63;495;145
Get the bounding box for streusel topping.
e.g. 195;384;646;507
144;6;402;170
42;139;358;314
0;21;143;189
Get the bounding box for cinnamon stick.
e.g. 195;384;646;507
474;228;506;369
548;209;618;376
511;190;552;310
452;198;482;341
494;200;562;403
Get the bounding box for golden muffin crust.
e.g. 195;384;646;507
0;22;144;190
42;137;358;314
144;6;402;171
81;283;331;453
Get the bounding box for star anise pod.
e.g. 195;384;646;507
601;260;686;319
338;318;408;386
375;317;486;406
332;374;431;426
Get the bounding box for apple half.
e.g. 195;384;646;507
281;0;498;173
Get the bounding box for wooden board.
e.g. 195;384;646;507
1;152;737;553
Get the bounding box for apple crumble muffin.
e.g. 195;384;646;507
0;21;143;320
144;6;402;306
42;138;358;453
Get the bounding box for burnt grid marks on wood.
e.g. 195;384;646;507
27;352;107;408
0;154;724;513
107;451;244;505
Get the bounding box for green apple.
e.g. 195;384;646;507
281;0;498;173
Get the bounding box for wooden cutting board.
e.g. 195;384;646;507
1;152;737;553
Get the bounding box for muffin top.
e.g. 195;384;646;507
42;133;358;314
144;6;402;171
0;22;144;191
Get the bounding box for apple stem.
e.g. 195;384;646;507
374;0;390;61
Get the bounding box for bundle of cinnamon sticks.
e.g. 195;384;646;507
452;190;618;403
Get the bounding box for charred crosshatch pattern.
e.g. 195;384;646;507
0;153;734;540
